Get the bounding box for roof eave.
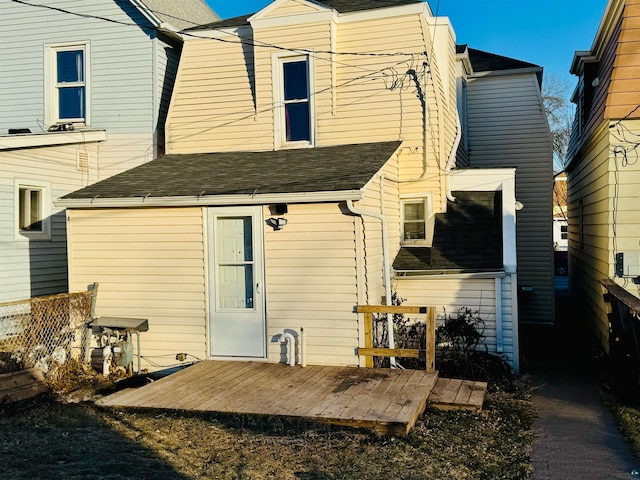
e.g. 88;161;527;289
56;189;365;209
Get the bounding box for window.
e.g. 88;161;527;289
46;43;90;126
401;196;432;244
274;54;313;147
14;180;51;240
561;225;568;240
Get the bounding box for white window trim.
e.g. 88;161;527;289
14;179;52;241
400;194;433;246
44;41;91;127
272;52;315;149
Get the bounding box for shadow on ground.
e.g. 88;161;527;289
0;396;189;480
520;281;602;378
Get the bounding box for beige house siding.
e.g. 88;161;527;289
567;0;640;352
569;118;640;350
165;7;458;220
67;207;208;368
466;72;554;324
395;275;517;366
264;202;362;366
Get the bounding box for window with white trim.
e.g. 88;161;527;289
274;54;313;148
46;42;90;126
401;196;432;245
15;180;51;240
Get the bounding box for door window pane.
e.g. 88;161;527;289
218;265;254;309
217;216;255;310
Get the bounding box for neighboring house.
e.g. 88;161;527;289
456;46;555;325
0;0;218;302
566;0;640;352
553;172;568;252
58;0;550;373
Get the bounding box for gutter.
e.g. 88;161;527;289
55;190;363;209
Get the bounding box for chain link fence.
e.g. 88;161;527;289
0;287;96;379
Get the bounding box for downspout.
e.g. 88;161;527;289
494;277;504;354
445;113;463;202
346;191;396;368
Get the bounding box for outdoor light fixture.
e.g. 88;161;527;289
267;217;288;230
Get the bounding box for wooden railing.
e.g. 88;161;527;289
357;305;436;373
600;278;640;385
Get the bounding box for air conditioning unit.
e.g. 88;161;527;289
615;252;640;277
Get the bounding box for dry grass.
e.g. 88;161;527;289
0;385;535;480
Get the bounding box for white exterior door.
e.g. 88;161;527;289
209;206;265;358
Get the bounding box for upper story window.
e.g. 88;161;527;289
14;179;51;240
46;42;90;126
401;196;433;245
274;54;314;148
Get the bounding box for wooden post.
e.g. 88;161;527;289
363;312;373;368
426;307;436;373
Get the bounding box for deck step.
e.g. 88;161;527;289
0;368;48;403
428;378;487;412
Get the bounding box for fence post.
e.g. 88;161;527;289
363;312;373;368
84;283;99;364
426;307;436;373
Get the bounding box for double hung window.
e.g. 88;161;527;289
46;43;89;125
275;55;313;147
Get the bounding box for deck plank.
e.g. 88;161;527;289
97;361;441;435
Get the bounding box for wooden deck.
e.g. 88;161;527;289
97;361;439;435
428;378;488;412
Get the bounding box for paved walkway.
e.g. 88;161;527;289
524;286;639;479
531;372;638;479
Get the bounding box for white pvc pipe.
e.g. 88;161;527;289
345;198;396;368
300;327;307;367
495;277;504;353
280;332;296;366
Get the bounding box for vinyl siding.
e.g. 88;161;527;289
67;208;208;369
0;0;157;134
566;0;640;351
607;1;640;119
264;203;362;366
166;7;457;213
0;142;100;302
466;72;554;324
395;274;518;369
568;119;640;351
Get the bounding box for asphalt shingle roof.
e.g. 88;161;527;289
467;48;540;73
393;191;503;272
62;142;401;200
189;0;424;30
140;0;219;31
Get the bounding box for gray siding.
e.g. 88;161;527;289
0;0;184;302
466;72;555;324
0;0;156;134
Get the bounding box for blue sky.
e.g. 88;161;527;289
205;0;609;87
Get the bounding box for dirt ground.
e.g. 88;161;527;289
0;384;535;480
